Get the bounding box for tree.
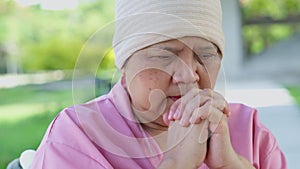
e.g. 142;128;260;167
240;0;300;55
0;0;116;73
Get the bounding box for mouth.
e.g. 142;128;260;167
168;95;182;101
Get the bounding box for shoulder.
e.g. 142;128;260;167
228;103;257;117
39;81;129;149
228;103;273;138
33;94;116;164
31;140;112;169
228;103;272;141
44;93;116;143
228;103;259;130
228;103;287;168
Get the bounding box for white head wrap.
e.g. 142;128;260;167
113;0;224;69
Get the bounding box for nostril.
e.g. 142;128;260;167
171;75;179;84
172;69;200;84
194;72;200;82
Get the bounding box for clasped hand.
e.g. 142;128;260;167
159;88;241;169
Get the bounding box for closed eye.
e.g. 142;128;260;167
199;54;215;58
194;52;219;65
149;55;174;60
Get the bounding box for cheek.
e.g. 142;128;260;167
127;70;169;110
133;71;162;91
209;61;221;78
198;62;221;88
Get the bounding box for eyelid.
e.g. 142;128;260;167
159;55;172;58
153;55;176;61
194;53;219;58
200;54;216;58
193;52;219;64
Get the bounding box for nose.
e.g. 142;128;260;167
172;52;200;84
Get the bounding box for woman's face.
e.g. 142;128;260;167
123;37;222;126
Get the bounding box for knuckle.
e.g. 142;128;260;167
188;104;198;115
191;88;200;93
206;99;213;107
219;116;228;127
204;88;213;96
214;91;222;97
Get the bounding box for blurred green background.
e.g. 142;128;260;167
0;0;300;168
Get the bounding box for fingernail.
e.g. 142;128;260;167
163;113;170;126
173;109;179;119
190;115;196;123
180;119;185;126
189;118;193;124
225;111;230;118
165;119;170;126
168;111;173;120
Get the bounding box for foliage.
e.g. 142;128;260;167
0;0;115;73
241;0;300;20
243;25;296;55
287;86;300;106
1;0;300;71
240;0;300;55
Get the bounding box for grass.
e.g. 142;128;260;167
286;86;300;106
0;85;72;123
0;81;109;168
0;110;58;168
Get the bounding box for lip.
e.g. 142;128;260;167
168;96;182;101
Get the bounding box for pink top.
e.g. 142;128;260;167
31;80;287;169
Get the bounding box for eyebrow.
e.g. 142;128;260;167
157;46;183;53
150;45;218;54
195;45;218;52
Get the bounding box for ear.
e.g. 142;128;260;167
121;71;127;89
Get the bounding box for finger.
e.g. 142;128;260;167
188;99;227;124
171;88;230;123
210;98;229;115
178;94;211;121
209;114;228;134
169;88;200;120
163;112;171;126
212;99;230;118
172;88;219;121
210;92;230;117
208;106;223;124
169;102;182;121
168;96;186;120
169;100;180;120
208;109;226;134
177;90;226;125
198;120;209;144
179;94;211;126
201;89;230;117
189;101;211;124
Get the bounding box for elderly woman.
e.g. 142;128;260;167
31;0;287;169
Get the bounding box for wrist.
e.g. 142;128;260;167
157;156;200;169
157;157;176;169
215;154;254;169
